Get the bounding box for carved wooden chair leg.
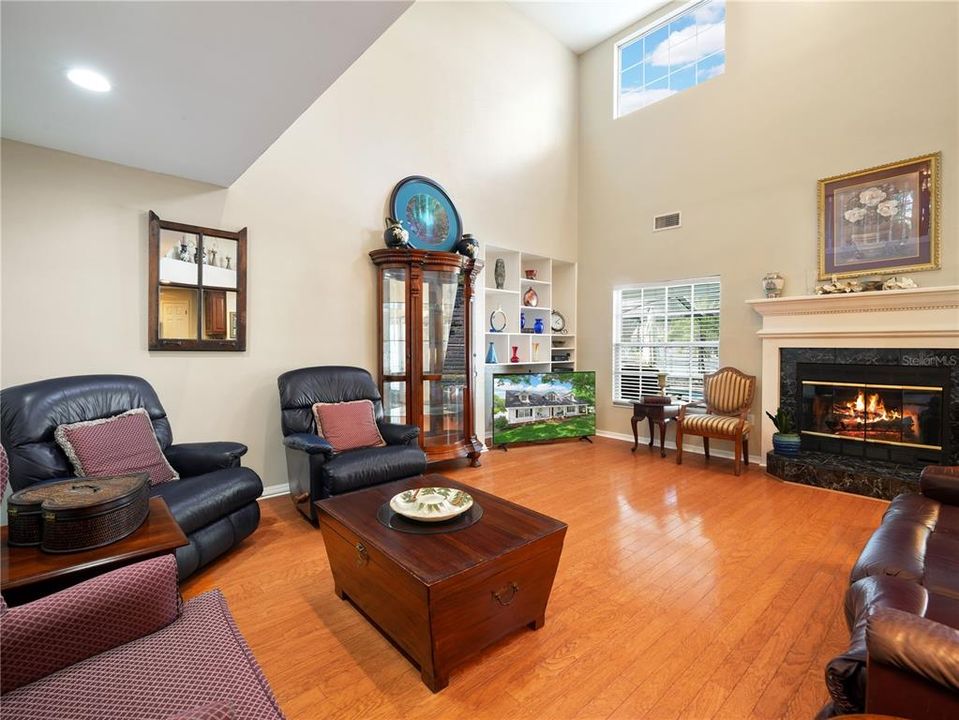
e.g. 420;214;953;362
743;437;749;465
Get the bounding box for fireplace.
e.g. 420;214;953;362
798;362;948;467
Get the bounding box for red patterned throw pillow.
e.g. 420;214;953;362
55;408;178;486
312;400;386;453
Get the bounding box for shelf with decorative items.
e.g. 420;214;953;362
480;246;577;440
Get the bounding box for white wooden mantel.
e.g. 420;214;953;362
746;285;959;460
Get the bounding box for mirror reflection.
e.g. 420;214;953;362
202;290;238;340
159;230;199;285
158;287;198;340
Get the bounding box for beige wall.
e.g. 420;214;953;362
0;1;578;488
577;0;958;445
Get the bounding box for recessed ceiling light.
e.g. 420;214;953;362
66;68;111;93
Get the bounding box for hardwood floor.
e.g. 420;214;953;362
181;438;886;719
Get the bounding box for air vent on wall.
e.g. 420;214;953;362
653;211;681;231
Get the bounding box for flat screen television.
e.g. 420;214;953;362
492;371;596;446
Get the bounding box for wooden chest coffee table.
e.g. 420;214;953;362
315;475;566;692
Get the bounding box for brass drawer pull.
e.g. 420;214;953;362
492;582;520;606
355;542;369;566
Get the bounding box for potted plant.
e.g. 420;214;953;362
766;407;801;456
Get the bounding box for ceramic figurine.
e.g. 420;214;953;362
456;233;479;259
494;258;506;289
178;236;192;263
762;272;784;298
883;275;918;291
383;217;410;249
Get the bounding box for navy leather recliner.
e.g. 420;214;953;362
277;366;426;524
0;374;262;579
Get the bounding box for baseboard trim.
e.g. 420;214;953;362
595;430;765;466
260;483;290;499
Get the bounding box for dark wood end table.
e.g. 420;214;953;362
631;400;681;457
1;496;188;605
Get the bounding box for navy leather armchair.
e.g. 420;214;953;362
0;375;262;579
277;366;426;524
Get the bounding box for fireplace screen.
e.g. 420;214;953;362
801;381;943;450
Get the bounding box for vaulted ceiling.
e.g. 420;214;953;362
1;1;411;186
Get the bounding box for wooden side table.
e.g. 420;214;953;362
1;496;188;605
631;401;681;457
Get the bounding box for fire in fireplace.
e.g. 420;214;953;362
802;381;942;449
797;362;949;466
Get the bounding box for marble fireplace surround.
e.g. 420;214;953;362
747;285;959;463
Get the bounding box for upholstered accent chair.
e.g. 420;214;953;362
675;366;756;476
277;366;427;525
0;555;285;719
0;375;262;579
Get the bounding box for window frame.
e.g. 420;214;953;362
613;0;724;119
612;276;721;406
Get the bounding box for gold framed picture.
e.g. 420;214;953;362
818;152;940;280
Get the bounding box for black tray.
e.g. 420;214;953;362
376;502;484;535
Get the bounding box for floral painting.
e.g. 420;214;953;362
819;153;940;279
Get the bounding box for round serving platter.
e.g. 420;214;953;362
376;502;484;535
389;486;474;522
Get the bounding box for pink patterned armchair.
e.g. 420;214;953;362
0;555;284;720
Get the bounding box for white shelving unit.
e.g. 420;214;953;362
476;245;578;440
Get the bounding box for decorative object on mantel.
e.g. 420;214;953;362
525;269;538;280
489;305;507;333
858;276;884;292
510;345;520;363
551;310;567;334
533;318;544;334
523;286;539;307
485;341;498;364
657;372;668;396
494;258;506;289
383;217;410;248
532;342;540;361
766;407;800;457
883;275;918;291
818;152;940;280
815;275;864;294
520;311;526;331
762;272;785;298
389;176;462;252
456;233;478;259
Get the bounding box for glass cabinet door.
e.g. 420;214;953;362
421;270;466;447
382;267;407;424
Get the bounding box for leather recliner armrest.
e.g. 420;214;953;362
283;433;335;456
920;465;959;505
165;442;248;476
378;422;420;446
867;608;959;693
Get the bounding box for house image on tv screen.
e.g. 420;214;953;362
504;388;595;426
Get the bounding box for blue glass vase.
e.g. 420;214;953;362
485;341;498;364
533;318;544;334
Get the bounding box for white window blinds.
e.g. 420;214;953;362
613;278;721;403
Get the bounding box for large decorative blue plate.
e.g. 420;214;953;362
390;176;461;252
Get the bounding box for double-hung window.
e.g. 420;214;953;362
613;278;721;403
616;0;726;117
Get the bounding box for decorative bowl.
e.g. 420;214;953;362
389;487;474;523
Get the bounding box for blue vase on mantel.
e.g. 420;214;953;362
772;433;801;456
485;341;498;364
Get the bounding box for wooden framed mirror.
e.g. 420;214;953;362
148;211;247;351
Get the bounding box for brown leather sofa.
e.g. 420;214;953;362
822;465;959;718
